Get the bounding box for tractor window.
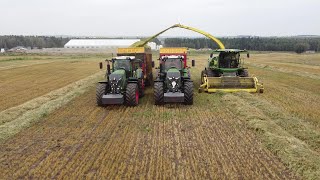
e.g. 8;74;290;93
114;60;131;71
164;58;183;71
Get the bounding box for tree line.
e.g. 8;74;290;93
164;37;320;53
0;36;70;49
1;35;319;53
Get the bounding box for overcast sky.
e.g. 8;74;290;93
1;0;319;37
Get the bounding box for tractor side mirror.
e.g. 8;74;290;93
99;62;103;69
107;64;111;75
192;60;195;67
247;53;250;58
152;61;155;68
159;63;163;71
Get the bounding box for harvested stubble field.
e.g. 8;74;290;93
0;52;319;179
0;55;102;111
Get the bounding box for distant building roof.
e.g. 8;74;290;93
64;39;140;48
8;46;28;52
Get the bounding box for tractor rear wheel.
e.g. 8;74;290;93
125;83;139;106
96;83;106;107
184;81;193;105
154;82;164;105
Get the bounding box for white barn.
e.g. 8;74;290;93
64;39;140;49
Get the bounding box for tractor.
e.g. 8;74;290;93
154;48;195;105
199;49;264;93
96;47;153;106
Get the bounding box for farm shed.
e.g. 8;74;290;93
64;39;140;49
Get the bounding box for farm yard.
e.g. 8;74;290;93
0;51;319;179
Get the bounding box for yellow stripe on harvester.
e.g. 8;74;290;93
117;47;146;54
160;48;187;54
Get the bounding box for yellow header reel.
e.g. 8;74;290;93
199;76;264;93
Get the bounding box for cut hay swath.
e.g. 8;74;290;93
222;93;320;179
0;71;104;142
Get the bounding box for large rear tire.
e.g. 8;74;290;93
125;83;139;106
184;81;193;105
96;83;107;107
154;82;164;105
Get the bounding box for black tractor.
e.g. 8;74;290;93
154;49;195;105
96;56;146;106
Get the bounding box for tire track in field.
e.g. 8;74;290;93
50;109;108;178
0;94;99;178
0;88;298;179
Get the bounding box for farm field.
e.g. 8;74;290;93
0;55;102;111
0;52;319;179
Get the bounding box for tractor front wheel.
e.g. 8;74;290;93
184;81;193;105
154;82;164;105
206;69;216;77
240;70;249;77
96;83;107;107
125;83;139;106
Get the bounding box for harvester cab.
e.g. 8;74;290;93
96;47;153;107
207;49;248;77
154;48;194;105
199;49;264;93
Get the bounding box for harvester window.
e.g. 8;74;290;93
219;53;239;68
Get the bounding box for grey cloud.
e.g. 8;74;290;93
0;0;319;36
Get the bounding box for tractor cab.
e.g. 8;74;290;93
161;55;184;72
111;56;142;78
